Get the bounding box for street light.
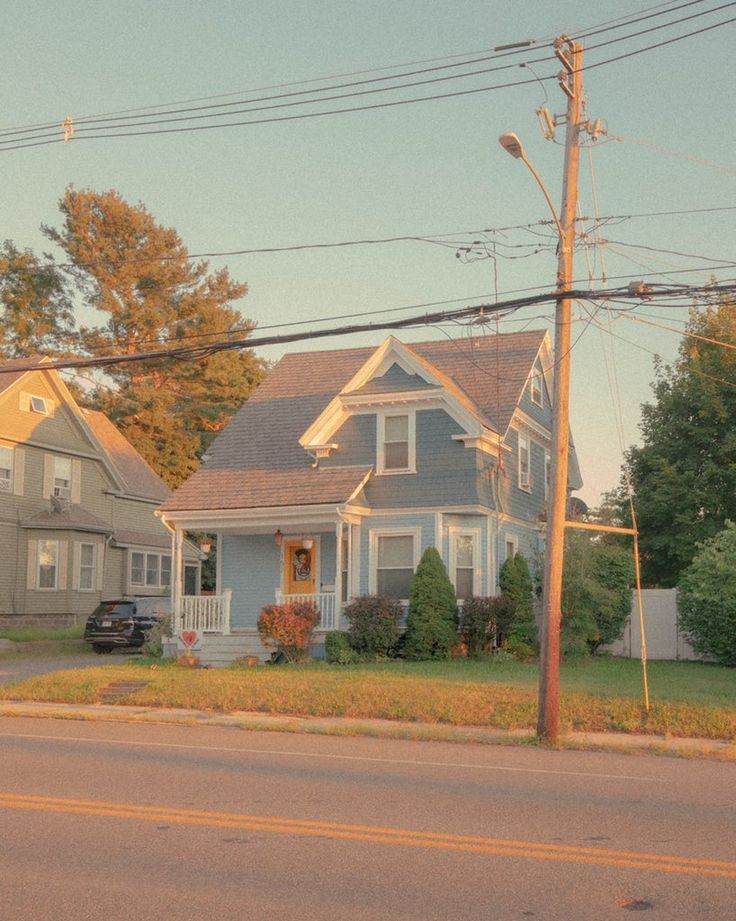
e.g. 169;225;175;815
498;121;581;742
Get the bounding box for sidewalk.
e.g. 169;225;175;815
1;698;734;760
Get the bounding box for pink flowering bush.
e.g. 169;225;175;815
257;602;320;662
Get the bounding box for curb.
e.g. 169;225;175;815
1;699;734;760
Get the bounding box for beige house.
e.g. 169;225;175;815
0;357;201;627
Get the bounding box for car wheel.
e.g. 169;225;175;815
93;645;114;655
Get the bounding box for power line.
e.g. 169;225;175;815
14;281;736;374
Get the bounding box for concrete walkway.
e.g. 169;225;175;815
0;697;733;760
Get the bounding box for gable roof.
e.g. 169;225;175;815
81;409;169;502
0;356;170;502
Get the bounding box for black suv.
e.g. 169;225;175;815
83;598;170;654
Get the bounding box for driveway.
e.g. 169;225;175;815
0;647;135;685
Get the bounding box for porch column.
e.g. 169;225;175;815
172;527;184;634
336;519;344;630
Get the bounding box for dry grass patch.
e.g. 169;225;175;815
1;659;735;740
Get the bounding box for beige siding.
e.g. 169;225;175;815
0;375;96;455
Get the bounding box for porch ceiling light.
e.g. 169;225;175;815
198;539;212;555
274;529;283;546
302;537;314;550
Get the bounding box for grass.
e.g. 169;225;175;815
1;656;734;740
0;626;84;643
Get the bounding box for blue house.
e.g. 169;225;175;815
158;330;582;663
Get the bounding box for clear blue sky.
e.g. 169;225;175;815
6;1;736;505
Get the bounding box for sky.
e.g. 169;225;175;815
5;0;736;506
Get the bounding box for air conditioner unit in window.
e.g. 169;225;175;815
0;478;11;493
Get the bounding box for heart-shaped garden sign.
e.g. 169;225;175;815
181;630;198;648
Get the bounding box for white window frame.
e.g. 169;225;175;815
376;410;416;475
129;550;172;592
518;433;531;491
0;444;13;493
449;527;480;601
369;527;421;600
78;542;97;592
504;535;518;562
37;539;59;591
530;370;543;407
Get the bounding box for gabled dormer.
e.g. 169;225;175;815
298;336;504;471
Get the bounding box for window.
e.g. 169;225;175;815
78;543;96;591
38;540;59;589
374;533;416;599
451;531;478;600
545;451;551;502
0;445;12;493
505;537;518;562
30;395;49;414
131;551;172;590
530;371;543;406
377;411;415;474
53;456;72;499
518;434;530;490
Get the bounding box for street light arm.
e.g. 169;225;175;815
516;154;565;247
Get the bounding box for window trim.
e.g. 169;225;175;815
449;527;480;601
0;444;13;493
376;410;416;475
129;549;173;592
530;370;543;407
369;527;421;600
77;542;97;592
504;535;518;563
518;433;531;491
37;539;59;591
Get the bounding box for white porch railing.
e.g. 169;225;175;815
176;589;232;634
275;591;337;631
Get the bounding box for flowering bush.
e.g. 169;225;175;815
257;602;320;662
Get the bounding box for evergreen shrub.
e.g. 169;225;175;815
404;547;458;660
325;631;359;665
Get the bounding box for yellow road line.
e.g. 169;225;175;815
1;792;734;879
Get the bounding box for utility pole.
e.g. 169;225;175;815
537;37;584;742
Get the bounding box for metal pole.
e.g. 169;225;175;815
537;39;584;742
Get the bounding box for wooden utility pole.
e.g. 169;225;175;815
537;37;584;742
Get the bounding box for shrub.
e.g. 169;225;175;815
344;595;402;658
257;602;320;663
678;521;736;666
461;595;515;658
141;615;172;658
405;546;458;660
500;553;538;651
325;631;359;665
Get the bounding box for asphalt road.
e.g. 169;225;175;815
0;716;734;920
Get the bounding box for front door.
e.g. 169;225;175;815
283;540;317;596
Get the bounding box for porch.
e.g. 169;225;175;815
173;589;339;635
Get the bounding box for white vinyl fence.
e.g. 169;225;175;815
602;588;708;661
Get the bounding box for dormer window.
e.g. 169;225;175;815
377;411;415;474
53;456;72;499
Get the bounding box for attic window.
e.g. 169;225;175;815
530;372;543;407
30;395;49;414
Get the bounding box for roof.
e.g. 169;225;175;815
81;409;169;502
0;355;51;396
21;503;113;534
162;330;555;514
161;466;372;512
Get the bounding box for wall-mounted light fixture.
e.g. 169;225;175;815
198;539;212;555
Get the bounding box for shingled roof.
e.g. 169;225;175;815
161;330;549;514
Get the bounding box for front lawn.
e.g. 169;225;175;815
1;656;734;740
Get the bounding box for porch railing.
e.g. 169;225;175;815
275;591;337;631
176;589;232;635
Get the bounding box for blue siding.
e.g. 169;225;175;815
325;408;483;508
318;532;337;590
353;363;430;394
222;534;280;628
505;428;547;522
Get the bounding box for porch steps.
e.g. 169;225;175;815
168;630;330;667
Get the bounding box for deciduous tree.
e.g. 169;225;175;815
44;187;265;486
